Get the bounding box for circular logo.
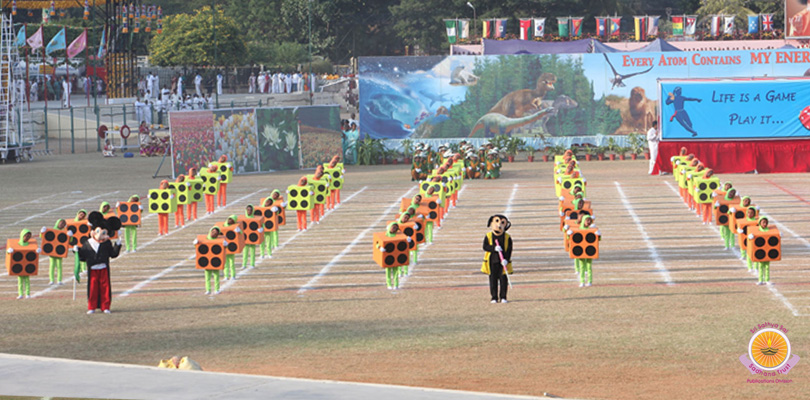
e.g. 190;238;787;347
748;328;790;371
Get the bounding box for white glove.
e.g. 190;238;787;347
737;228;743;234
748;234;754;240
415;168;421;173
6;248;13;254
115;202;120;208
258;228;264;233
583;178;587;183
286;190;290;194
235;227;241;233
281;202;288;207
437;199;442;204
193;239;199;245
116;239;122;247
414;223;420;230
271;206;279;213
223;240;229;246
379;246;386;253
596;230;601;236
406;237;412;243
557;177;562;183
730;207;736;213
715;201;720;207
41;227;47;233
170;194;175;199
755;206;760;211
309;191;314;195
711;193;717;198
494;245;503;252
186;182;191;187
560;211;565;217
36;248;41;254
566;229;573;235
66;230;74;237
72;246;79;253
687;174;692;179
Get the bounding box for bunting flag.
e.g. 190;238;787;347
141;4;146;19
595;17;607;37
128;3;134;19
12;0;16;16
685;15;697;35
482;19;492;38
610;17;621;36
748;15;759;34
557;17;569;37
157;6;162;20
134;5;141;33
647;16;660;36
571;17;583;37
761;14;773;32
49;0;55;16
42;8;49;24
67;29;87;58
724;16;735;35
634;16;647;41
444;19;457;43
494;18;507;38
458;19;469;39
672;16;683;35
97;27;106;58
122;11;129;33
15;25;26;47
45;27;66;56
519;19;532;40
26;25;43;49
533;18;546;37
146;15;152;33
710;16;721;37
83;0;89;20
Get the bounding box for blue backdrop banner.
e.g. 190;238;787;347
659;78;810;140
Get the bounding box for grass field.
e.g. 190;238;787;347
0;155;807;399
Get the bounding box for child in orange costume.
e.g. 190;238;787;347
214;154;233;207
186;167;200;220
293;177;311;231
327;155;342;204
174;175;187;227
698;169;715;224
204;165;218;214
157;180;172;236
311;166;327;221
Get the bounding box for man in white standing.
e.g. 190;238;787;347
151;72;159;99
177;75;183;97
216;72;223;95
62;77;71;108
194;73;203;96
285;73;292;94
248;72;256;94
145;73;154;99
257;72;265;94
647;120;659;175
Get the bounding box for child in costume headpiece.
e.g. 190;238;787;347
481;214;512;303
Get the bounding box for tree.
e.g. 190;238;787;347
695;0;755;33
148;6;247;67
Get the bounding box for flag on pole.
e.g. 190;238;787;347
634;16;647;41
710;16;721;37
67;29;87;58
45;27;66;56
83;0;89;20
595;17;607;37
571;17;583;37
27;25;43;49
458;19;469;39
610;17;621;36
748;15;759;34
519;19;532;40
761;14;773;32
49;0;55;16
482;20;492;38
12;0;16;16
557;18;569;37
444;19;457;43
647;16;660;36
672;16;683;35
134;5;141;33
14;25;26;47
533;18;546;37
685;16;697;35
724;16;735;35
494;18;507;38
97;28;106;58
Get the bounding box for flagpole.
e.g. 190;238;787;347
84;28;89;107
64;27;69;109
42;33;47;110
24;23;30;111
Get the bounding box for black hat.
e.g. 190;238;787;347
88;211;122;232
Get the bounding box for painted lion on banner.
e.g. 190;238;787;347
606;86;657;135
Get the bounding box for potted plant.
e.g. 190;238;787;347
626;133;645;160
505;137;522;162
606;137;619;161
358;137;385;165
540;137;552;162
491;135;509;152
595;145;607;161
583;145;595;161
523;143;537;162
401;139;414;164
617;146;629;160
387;148;400;164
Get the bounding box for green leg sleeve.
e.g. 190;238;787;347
747;255;753;271
214;271;221;291
586;260;593;284
24;276;30;295
400;263;408;277
757;263;764;283
385;268;392;287
242;247;250;268
412;247;418;264
764;262;770;282
393;268;399;288
56;258;63;283
205;270;212;292
426;223;433;243
17;276;24;297
250;246;256;266
578;260;585;284
49;257;55;282
272;231;279;248
133;228;138;249
575;259;581;275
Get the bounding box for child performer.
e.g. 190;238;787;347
327;155;343;204
223;215;240;280
196;226;223;295
174;175;187;228
749;217;776;286
242;205;259;269
157;180;172;236
214;154;232;207
74;209;88;273
379;222;401;290
99;201;114;217
7;229;39;298
294;177;310;231
187;167;200;221
123;195;140;253
270;189;286;248
77;212;122;314
259;198;276;258
575;215;600;287
481;214;512;303
204;165;219;215
717;188;737;248
738;206;759;271
43;219;70;285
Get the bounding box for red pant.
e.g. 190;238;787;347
175;208;185;227
701;204;712;223
88;267;111;311
205;194;215;213
218;184;228;207
327;192;334;210
158;213;169;235
336;189;341;204
188;202;198;220
297;210;308;230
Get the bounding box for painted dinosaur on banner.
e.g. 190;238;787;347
468;107;555;137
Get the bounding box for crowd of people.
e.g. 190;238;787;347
410;141;503;181
247;71;313;94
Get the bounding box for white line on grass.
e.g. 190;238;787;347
662;180;800;316
296;186;416;295
0;192;76;213
220;187;369;293
3;191;121;229
614;181;674;286
504;183;518;215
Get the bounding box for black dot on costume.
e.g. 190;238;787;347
735;211;744;219
289;200;298;208
228;243;238;252
24;264;36;274
572;246;584;256
397;242;407;252
755;237;766;247
207;187;215;194
68;226;77;234
150;203;159;211
193;193;202;201
709;182;718;190
161;192;169;200
316;195;324;202
428;201;437;210
301;200;309;208
178;185;186;193
211;257;222;267
150;192;159;200
572;233;583;244
429;211;437;220
9;251;19;261
265;221;274;229
290;189;299;197
43;243;53;253
219;165;227;172
416;233;424;242
211;245;223;255
179;195;187;203
194;183;202;191
79;225;89;233
768;236;779;246
44;231;55;241
131;215;139;223
384;243;395;253
755;249;766;260
262;210;271;218
699;193;708;202
220;174;227;181
198;244;209;255
119;203;129;212
118;215;129;223
586;233;596;243
11;264;22;273
385;255;395;266
404;227;414;236
698;182;707;191
769;249;779;259
408;240;415;249
249;233;259;242
318;184;325;192
226;231;236;240
332;171;340;178
249;222;259;230
198;257;209;268
585;246;597;256
334;181;341;188
25;252;37;262
570;212;579;220
398;254;408;264
718;215;728;224
421;183;428;191
563;181;572;189
55;245;65;255
69;237;77;246
161;203;169;211
719;205;729;214
57;233;67;243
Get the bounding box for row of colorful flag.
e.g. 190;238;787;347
15;25;106;59
10;0;163;34
445;14;776;43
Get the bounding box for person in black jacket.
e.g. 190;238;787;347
481;214;513;303
77;212;122;314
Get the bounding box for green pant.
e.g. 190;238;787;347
426;222;434;243
204;269;221;293
17;276;30;297
125;226;138;251
385;267;399;288
720;226;733;249
49;257;63;283
758;262;770;283
741;249;753;271
224;255;235;279
271;231;279;248
243;245;256;268
578;259;593;284
260;233;273;257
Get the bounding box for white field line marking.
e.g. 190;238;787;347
220;187;369;293
0;191;76;213
296;187;416;295
114;190;264;298
614;181;674;286
3;191;121;229
504;183;518;215
662;180;800;316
